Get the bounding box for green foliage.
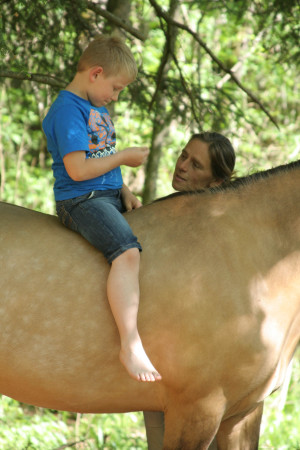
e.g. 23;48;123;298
0;398;70;449
0;397;147;449
260;348;300;449
0;83;55;213
1;0;299;205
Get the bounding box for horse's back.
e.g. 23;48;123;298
0;202;155;412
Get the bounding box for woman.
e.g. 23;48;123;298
172;131;235;192
143;131;236;449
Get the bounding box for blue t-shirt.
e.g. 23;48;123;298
42;90;123;201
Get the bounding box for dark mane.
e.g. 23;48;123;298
216;158;300;193
155;159;300;202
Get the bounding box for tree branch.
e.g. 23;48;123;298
216;31;264;89
0;70;65;88
86;1;147;41
171;52;202;125
149;0;180;110
148;0;279;129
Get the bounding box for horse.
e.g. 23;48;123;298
0;159;299;449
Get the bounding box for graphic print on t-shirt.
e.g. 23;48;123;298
86;109;117;158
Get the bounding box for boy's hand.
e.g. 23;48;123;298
121;184;142;211
121;147;149;167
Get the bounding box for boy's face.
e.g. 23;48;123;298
88;67;132;107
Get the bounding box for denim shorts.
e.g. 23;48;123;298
56;189;142;264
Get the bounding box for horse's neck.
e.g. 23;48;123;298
248;169;300;244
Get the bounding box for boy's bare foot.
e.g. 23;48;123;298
120;341;162;382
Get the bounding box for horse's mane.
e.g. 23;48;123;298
156;159;300;202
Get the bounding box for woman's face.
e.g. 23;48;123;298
172;139;220;192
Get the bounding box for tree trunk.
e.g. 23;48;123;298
142;0;180;204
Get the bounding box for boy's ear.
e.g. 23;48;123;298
89;66;104;81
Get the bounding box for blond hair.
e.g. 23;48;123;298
77;35;138;80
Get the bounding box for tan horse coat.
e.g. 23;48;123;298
0;160;300;449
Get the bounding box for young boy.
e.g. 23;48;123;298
42;35;161;383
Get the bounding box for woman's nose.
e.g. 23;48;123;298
178;159;188;172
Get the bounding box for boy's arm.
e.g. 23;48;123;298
121;184;142;211
63;147;149;182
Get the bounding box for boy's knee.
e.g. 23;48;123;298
114;247;140;267
123;247;140;264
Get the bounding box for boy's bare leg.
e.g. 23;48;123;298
107;248;161;382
